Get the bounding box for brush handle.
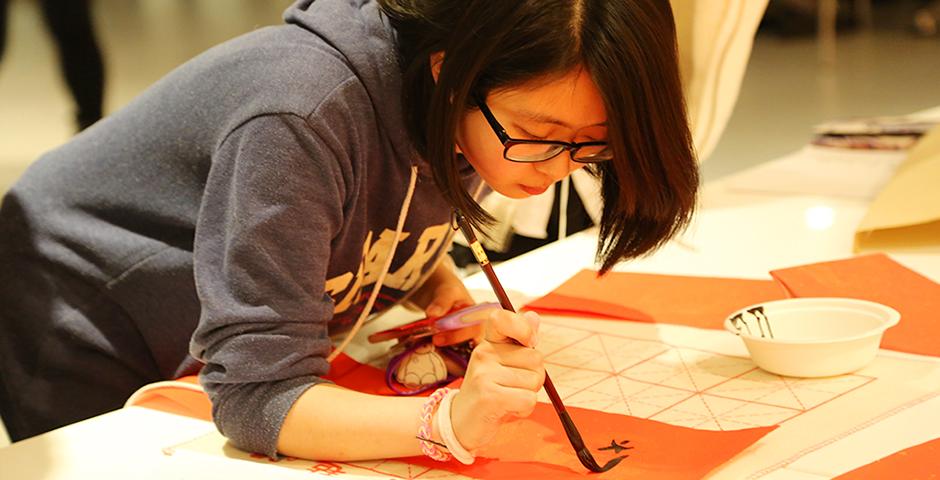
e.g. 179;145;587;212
453;213;583;437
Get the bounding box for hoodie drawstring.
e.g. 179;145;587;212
558;176;570;241
327;165;419;362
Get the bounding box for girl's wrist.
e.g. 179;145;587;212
417;387;476;464
448;389;482;452
435;389;475;464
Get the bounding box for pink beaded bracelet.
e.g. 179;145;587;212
417;387;453;461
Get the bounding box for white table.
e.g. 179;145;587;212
2;144;938;479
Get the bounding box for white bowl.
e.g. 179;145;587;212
723;297;900;377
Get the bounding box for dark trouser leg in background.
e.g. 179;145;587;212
39;0;104;131
0;0;8;63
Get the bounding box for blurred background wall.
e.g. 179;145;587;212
0;0;292;194
1;0;939;192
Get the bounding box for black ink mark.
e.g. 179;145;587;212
598;439;633;454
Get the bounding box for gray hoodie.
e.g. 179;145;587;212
0;0;478;456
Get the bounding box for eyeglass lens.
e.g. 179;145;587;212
505;143;613;163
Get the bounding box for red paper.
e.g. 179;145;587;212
138;382;775;478
524;270;787;330
835;436;940;479
770;253;940;357
410;402;775;479
323;352;402;395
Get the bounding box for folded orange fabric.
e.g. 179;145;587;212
129;352;428;422
770;253;940;357
409;402;775;480
130;375;212;421
524;270;787;330
834;436;940;479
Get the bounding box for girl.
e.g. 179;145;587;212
0;0;697;463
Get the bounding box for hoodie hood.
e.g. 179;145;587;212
284;0;431;175
286;1;454;363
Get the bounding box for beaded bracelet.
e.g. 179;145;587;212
417;387;452;461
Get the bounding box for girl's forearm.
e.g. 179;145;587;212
277;383;439;461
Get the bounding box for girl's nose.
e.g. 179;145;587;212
534;151;579;182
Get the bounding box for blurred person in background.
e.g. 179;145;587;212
0;0;104;131
914;0;940;36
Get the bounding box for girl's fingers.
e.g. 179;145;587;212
468;338;545;388
489;383;539;417
425;285;474;317
484;309;541;347
487;342;545;370
490;364;545;392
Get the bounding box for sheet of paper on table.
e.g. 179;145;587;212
727;105;940;201
521;259;940;477
724;145;907;200
158;313;940;479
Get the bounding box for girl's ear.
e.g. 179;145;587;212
429;51;445;83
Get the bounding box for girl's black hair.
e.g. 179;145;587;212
379;0;698;273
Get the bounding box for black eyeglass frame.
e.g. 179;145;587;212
474;97;613;164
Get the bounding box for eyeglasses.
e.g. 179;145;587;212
475;98;613;164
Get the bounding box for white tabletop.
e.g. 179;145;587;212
2;143;938;479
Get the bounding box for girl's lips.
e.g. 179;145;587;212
520;184;549;195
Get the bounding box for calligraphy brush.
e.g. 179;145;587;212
453;210;626;473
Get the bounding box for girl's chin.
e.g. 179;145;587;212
519;184;549;196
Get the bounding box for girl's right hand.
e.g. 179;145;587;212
448;309;545;451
